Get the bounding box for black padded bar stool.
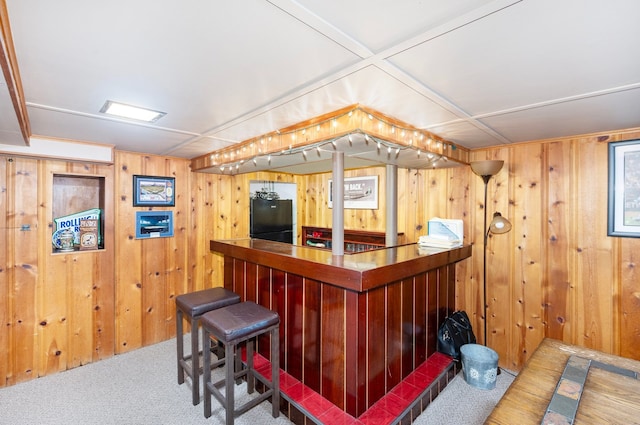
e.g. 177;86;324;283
201;301;280;424
176;287;240;405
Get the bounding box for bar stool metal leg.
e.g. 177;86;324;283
224;339;235;425
190;316;201;405
176;308;185;385
203;329;210;418
270;326;279;418
176;306;204;405
246;339;254;394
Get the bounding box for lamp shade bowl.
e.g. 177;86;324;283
489;212;512;234
470;160;504;177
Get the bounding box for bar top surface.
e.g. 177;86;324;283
210;238;471;292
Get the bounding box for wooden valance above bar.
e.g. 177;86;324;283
210;238;471;292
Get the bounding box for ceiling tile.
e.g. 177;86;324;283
295;0;492;52
389;0;640;115
426;120;510;149
480;88;640;142
207;66;460;144
26;107;191;155
8;0;361;136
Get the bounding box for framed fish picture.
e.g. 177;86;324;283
133;175;175;207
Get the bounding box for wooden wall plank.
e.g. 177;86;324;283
138;156;168;346
67;254;95;368
620;238;640;359
448;166;471;323
165;159;188;338
397;168;410;240
215;174;234;240
190;172;218;290
92;249;115;362
511;143;544;367
93;163;115;363
425;168;447;222
545;140;575;344
575;138;615;352
610;132;640;358
34;159;51;381
140;235;166;345
11;158;39;383
0;157;8;385
466;152;485;343
114;152;143;353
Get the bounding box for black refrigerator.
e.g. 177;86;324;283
250;198;293;243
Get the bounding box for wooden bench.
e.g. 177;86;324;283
486;338;640;424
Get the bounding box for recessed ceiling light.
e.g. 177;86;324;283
100;100;166;122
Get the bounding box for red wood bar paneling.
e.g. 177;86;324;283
366;286;386;408
345;289;365;415
213;239;471;417
286;274;303;378
321;283;346;409
414;273;428;365
427;269;439;357
402;278;414;377
386;281;403;390
303;278;321;391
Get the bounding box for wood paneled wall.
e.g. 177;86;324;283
113;152;191;353
466;129;640;370
0;157;115;386
2;126;640;388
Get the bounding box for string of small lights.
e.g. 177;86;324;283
204;106;460;174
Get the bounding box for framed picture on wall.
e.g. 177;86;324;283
135;211;174;239
133;175;175;206
328;176;378;209
608;139;640;237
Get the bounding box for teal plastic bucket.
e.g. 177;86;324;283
460;344;499;390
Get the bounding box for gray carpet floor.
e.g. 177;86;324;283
0;337;515;424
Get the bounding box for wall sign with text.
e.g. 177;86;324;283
328;176;378;209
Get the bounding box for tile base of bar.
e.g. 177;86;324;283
250;352;458;425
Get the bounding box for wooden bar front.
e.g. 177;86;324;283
210;239;471;417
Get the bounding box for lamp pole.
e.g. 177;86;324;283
481;175;491;347
470;159;509;349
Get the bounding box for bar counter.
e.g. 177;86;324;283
210;238;472;419
210;238;471;292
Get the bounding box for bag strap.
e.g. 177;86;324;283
447;313;472;330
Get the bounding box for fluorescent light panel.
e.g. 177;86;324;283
100;100;166;122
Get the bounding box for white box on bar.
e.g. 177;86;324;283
427;217;463;241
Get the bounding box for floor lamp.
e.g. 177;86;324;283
470;160;512;347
